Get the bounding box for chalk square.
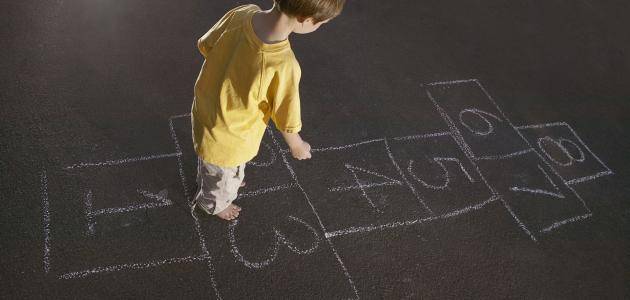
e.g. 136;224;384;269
388;134;494;215
168;115;294;202
49;157;199;276
516;122;613;185
290;139;429;233
199;188;356;299
425;81;531;159
476;151;590;234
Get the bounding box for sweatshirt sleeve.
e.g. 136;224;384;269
267;63;302;133
197;5;247;57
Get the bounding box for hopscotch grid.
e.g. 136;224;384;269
269;128;360;299
325;195;500;238
425;87;538;242
44;99;611;289
473;79;594;221
169;116;223;300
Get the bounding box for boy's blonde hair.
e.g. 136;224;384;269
273;0;346;24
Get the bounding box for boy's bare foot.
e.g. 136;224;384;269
216;204;242;220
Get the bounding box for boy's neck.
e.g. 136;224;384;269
251;4;296;44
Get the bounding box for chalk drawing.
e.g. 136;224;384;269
510;165;566;199
407;157;475;190
537;136;585;167
47;77;614;296
458;108;503;136
228;216;320;269
41;170;51;274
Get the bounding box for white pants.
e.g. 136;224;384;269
192;156;246;217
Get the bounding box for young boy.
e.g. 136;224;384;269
191;0;345;221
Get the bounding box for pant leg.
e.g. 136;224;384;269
194;157;228;215
225;162;246;203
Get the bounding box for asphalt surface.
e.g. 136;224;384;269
2;0;629;298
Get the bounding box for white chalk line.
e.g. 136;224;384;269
426;87;538;242
325;195;500;238
540;213;593;233
302;138;385;153
474;80;593;216
89;190;173;216
276;132;451;153
168;113;191;120
474;148;534;160
510;164;566;199
58;255;207;280
84;190;96;236
565;170;614;185
330;181;400;192
391;131;450;141
168;118;191;202
515;122;568;130
41;170;51;274
269;128;360;299
236;183;298;199
169;116;222;300
424;78;478;86
64;152;181;169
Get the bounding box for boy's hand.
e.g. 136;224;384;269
290;140;312;160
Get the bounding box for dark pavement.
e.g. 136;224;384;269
2;0;629;298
